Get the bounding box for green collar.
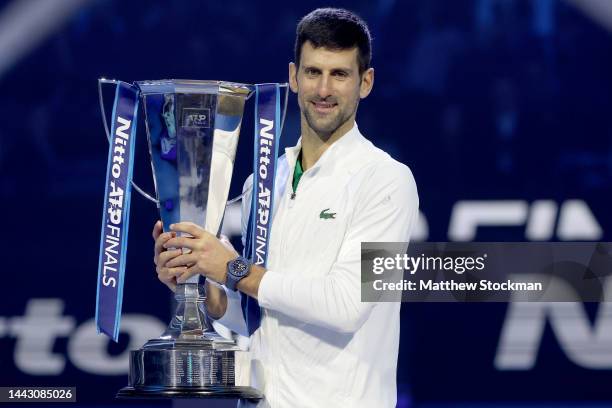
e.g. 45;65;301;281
292;151;304;193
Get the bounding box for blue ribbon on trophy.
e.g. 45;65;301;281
96;81;140;341
243;83;282;335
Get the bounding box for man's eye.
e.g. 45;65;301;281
333;71;348;78
305;68;318;76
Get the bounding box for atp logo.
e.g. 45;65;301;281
182;108;210;128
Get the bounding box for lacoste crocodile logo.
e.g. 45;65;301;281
319;208;336;219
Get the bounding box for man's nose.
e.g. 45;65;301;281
316;74;332;99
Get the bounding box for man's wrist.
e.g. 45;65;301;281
226;256;252;291
236;264;266;299
204;280;228;319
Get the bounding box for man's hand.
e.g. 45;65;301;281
152;220;181;292
164;222;238;284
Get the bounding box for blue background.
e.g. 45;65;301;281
0;0;611;406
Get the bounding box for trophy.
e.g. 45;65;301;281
96;79;286;400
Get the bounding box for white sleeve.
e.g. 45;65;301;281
257;163;419;334
212;175;253;338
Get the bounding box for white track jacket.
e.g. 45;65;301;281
214;123;419;407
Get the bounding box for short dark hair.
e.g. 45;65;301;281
294;8;372;74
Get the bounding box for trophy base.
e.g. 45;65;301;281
117;385;263;400
124;341;263;401
120;283;262;401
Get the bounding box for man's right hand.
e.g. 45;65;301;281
153;220;182;292
152;220;229;319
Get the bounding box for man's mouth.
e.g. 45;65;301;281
311;101;337;114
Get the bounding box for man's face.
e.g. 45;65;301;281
289;41;373;138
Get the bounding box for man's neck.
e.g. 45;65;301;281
300;116;355;171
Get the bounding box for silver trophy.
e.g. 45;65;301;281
97;79;286;400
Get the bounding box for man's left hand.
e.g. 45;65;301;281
163;222;238;284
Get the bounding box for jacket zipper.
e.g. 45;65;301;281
288;167;308;208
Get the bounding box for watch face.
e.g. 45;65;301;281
231;259;249;277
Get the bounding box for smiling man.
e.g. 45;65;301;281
153;8;419;407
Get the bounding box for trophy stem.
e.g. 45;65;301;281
144;283;230;346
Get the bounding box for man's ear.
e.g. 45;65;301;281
289;62;299;94
359;67;374;99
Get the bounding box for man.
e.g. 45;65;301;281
153;8;418;407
